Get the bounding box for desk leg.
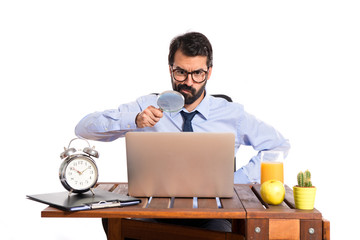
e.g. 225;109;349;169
322;219;330;240
246;219;269;240
300;219;322;240
107;218;123;240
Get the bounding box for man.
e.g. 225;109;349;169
75;32;290;232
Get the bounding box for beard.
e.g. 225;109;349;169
172;80;207;105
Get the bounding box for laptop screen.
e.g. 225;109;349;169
125;132;235;197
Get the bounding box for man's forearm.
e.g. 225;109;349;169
75;110;138;141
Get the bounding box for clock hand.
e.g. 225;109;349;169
81;166;91;174
71;167;82;175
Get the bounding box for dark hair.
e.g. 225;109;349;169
168;32;213;68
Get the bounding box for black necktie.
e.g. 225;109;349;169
180;111;198;132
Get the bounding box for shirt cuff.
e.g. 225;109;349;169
119;112;138;130
102;110;138;131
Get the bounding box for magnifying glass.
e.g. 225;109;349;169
157;90;185;112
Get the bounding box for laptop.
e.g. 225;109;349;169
125;132;235;197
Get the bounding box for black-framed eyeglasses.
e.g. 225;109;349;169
171;67;208;83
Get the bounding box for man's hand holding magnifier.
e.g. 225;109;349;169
135;91;184;128
136;106;163;128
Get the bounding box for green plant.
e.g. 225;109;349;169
297;170;313;187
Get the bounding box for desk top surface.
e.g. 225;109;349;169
41;183;322;220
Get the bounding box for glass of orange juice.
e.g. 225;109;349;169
260;151;284;184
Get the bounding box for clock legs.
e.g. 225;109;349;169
68;189;73;197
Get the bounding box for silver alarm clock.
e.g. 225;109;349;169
59;138;99;195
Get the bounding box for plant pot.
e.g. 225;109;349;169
293;186;316;210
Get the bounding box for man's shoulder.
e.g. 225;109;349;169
202;95;247;122
118;94;158;110
209;95;243;109
136;93;158;103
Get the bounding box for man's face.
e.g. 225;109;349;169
170;50;212;105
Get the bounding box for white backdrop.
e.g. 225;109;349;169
1;1;359;239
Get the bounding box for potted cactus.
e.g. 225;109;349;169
293;170;316;210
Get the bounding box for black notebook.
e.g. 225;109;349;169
27;189;141;211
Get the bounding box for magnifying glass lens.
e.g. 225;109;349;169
157;91;185;112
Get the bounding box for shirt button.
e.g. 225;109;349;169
127;124;131;128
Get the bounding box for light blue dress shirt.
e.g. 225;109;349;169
75;93;290;184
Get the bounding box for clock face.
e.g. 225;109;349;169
64;156;98;191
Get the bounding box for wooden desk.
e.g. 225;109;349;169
42;183;330;240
